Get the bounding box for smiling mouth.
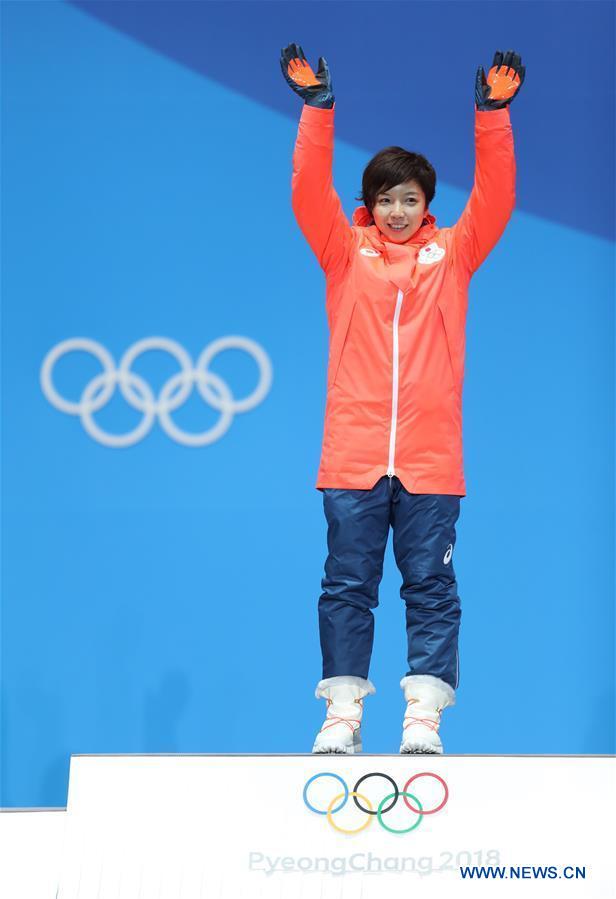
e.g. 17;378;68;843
389;223;407;230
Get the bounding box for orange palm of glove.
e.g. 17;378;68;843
486;65;523;100
286;57;320;89
476;50;525;110
280;43;335;108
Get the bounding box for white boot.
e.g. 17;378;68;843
399;675;455;754
312;675;376;754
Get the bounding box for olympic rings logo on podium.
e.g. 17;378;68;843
302;770;449;835
40;336;273;447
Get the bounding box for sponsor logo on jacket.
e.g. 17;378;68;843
418;242;445;265
359;247;381;257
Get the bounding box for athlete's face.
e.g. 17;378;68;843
371;180;428;243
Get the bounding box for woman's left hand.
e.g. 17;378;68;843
475;50;525;110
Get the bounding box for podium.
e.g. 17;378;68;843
47;753;614;897
0;807;65;898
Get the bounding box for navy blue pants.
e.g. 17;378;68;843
319;475;461;690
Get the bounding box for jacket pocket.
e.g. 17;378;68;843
329;299;357;390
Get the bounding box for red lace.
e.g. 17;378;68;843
319;697;363;734
403;698;442;733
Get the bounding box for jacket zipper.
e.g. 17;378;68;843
387;288;405;480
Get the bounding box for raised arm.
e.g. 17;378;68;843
281;44;353;276
452;50;525;282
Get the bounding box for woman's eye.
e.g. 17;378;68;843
378;197;417;204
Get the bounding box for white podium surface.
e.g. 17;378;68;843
56;754;615;898
0;808;66;898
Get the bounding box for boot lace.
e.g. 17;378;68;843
319;697;363;734
403;698;442;733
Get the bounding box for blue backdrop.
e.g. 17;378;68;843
1;1;614;807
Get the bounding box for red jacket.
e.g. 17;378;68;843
291;103;516;494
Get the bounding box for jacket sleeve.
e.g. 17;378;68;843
291;102;354;277
451;106;516;282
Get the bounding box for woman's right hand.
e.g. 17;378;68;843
280;43;335;109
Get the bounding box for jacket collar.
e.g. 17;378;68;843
352;205;438;247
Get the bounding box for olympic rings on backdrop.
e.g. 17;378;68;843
378;791;423;835
353;772;398;815
302;770;449;834
40;336;273;447
303;772;348;815
327;792;374;835
403;771;449;815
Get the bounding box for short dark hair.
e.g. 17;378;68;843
356;146;436;217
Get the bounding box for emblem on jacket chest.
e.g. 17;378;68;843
359;247;381;257
418;242;446;265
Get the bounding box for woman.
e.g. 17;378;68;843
280;44;524;754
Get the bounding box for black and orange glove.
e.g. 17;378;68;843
475;50;525;111
280;43;334;109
